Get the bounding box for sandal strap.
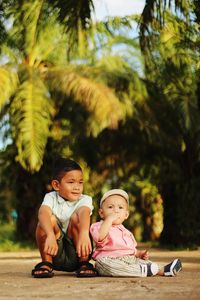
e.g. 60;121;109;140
76;261;98;275
78;261;93;268
32;267;52;273
33;261;53;271
32;261;54;276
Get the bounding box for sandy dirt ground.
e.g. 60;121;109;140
0;247;199;300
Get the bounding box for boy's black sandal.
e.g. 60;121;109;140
76;261;98;277
31;261;54;278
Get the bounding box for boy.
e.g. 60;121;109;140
32;158;98;278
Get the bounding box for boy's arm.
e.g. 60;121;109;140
38;205;58;256
76;206;92;258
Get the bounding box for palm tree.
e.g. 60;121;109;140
1;1;146;239
0;0;127;173
138;1;200;246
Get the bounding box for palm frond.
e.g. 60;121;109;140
76;57;146;106
46;68;125;135
105;35;140;50
159;13;198;68
139;0;193;50
29;14;67;67
22;0;44;56
0;2;7;44
89;15;139;57
52;0;94;30
8;0;44;63
49;0;94;58
0;66;18;110
5;2;67;67
10;69;54;172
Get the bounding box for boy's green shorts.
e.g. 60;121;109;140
52;224;79;272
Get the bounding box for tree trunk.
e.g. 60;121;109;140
160;177;200;247
15;166;47;241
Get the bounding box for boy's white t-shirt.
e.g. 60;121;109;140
41;191;93;232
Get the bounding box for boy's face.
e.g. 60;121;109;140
51;170;84;201
99;195;129;225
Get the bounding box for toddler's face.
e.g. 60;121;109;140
52;170;84;201
99;195;129;225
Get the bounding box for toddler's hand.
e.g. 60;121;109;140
107;213;121;224
140;249;150;260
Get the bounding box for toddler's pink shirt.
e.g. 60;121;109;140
90;221;137;260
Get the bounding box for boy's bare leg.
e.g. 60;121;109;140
34;215;60;275
67;211;94;275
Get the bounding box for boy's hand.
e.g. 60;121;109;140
76;231;92;258
44;232;58;256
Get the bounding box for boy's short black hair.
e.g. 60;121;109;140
52;157;82;181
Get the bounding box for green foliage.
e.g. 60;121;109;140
0;0;128;172
139;0;193;50
137;1;200;246
0;223;35;251
0;0;199;248
135;179;163;241
11;74;54;171
49;0;94;57
46;67;125;136
0;67;18;110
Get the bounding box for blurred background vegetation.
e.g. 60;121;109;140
0;0;199;251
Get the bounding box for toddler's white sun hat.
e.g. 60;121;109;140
100;189;129;207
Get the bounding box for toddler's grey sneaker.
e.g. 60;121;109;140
147;262;159;276
140;262;159;277
164;259;182;276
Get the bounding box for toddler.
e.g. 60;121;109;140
90;189;182;277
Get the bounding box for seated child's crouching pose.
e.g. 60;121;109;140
32;158;98;278
90;189;182;277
